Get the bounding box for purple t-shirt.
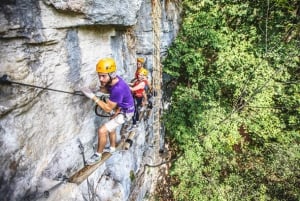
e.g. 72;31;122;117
108;76;134;113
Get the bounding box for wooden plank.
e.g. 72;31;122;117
124;131;136;150
68;142;124;184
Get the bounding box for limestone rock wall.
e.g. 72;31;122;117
0;0;180;201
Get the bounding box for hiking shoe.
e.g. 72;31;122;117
104;147;116;154
86;153;102;165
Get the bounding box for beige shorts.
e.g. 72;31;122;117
105;112;134;132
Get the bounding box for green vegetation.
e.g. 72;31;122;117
163;0;299;200
130;170;136;182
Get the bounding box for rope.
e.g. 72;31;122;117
0;74;83;96
151;0;162;163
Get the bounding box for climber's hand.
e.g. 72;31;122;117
80;86;96;99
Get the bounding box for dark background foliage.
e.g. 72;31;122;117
162;0;299;200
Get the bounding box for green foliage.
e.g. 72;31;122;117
130;170;135;182
163;0;300;200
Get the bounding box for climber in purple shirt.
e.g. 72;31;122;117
81;58;134;165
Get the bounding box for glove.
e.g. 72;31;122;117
80;86;96;99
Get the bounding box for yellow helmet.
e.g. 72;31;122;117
138;67;148;76
137;57;145;63
96;58;116;73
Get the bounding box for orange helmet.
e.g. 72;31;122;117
137;57;145;63
138;68;148;76
96;58;116;73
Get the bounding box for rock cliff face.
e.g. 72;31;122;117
0;0;180;201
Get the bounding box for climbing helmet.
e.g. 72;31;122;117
96;58;116;74
138;68;148;76
137;57;145;63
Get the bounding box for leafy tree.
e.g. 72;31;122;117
163;0;300;200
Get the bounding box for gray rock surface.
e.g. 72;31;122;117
43;0;142;26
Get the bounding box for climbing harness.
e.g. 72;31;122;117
0;74;83;96
94;95;114;117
